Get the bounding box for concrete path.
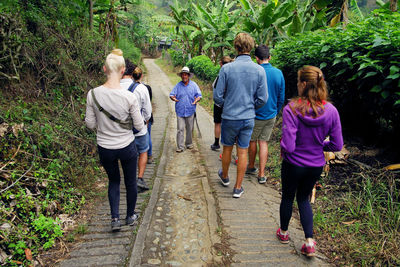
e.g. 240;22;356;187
59;58;330;266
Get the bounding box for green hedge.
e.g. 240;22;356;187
187;55;220;81
272;9;400;140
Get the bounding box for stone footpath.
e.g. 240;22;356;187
58;58;169;267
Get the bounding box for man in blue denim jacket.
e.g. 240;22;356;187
213;32;268;198
170;66;202;152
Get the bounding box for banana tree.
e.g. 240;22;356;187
192;0;240;62
239;0;297;45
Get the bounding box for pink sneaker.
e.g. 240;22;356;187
276;228;289;244
301;241;316;257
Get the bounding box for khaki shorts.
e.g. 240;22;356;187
250;117;276;142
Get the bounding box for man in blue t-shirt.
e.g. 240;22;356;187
246;45;285;184
169;66;202;152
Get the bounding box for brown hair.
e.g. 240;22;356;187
234;33;254;54
220;56;233;65
290;65;328;118
132;66;143;81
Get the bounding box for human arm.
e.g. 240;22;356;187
277;74;285;113
280;105;298;154
323;108;343;152
85;90;97;130
255;70;268;109
192;83;202;104
130;96;145;132
213;68;226;107
169;85;179;102
141;87;152;121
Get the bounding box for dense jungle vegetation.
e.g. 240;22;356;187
1;0;399;266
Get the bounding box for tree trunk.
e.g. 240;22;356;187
390;0;397;12
342;0;349;28
89;0;94;31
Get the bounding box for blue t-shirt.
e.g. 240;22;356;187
170;80;202;117
256;63;285;120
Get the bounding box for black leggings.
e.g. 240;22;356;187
279;160;323;238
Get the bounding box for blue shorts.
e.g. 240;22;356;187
221;118;255;148
134;132;149;154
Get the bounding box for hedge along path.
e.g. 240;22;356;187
57;59;170;267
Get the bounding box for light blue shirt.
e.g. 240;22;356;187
213;54;268;120
170;80;202;117
256;63;285;120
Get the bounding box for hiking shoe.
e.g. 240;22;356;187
176;148;184;153
137;178;149;191
186;144;194;149
111;218;121;232
276;228;289;244
232;187;244;198
210;144;220;151
245;167;258;175
218;169;230;187
258;176;267;184
301;241;316;257
147;155;153;164
126;213;139;226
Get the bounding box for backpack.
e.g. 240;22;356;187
127;81;144;134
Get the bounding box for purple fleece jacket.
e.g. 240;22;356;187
281;101;343;167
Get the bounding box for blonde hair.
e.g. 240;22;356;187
104;49;125;74
234;33;255;54
132;66;143;81
290;65;328;118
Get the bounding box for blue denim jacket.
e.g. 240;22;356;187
213;54;268;120
170;80;202;117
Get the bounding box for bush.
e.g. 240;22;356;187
119;37;141;64
168;49;188;67
272;9;400;143
187;55;220;81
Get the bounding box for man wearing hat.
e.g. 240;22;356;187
169;66;202;152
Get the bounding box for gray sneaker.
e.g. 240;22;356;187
186;144;194;149
258;176;267;184
126;213;139;226
218;169;230;187
111;219;121;232
233;187;244;198
245;167;258;175
137;178;149;191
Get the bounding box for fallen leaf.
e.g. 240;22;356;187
342;220;359;225
177;194;192;201
25;248;32;261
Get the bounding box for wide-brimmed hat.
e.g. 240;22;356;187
177;66;193;77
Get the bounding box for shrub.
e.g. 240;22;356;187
119;37;141;64
168;49;188;67
272;9;400;143
187;55;220;81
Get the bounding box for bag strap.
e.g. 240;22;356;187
91;89;132;129
127;82;140;93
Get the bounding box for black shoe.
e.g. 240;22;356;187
126;213;139;226
137;178;149;191
147;156;153;164
111;218;121;232
210;144;220;151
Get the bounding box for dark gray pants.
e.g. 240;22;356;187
176;114;194;150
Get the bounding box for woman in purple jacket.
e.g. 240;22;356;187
276;65;343;257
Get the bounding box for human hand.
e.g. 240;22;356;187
170;96;179;102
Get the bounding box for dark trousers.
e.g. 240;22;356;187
98;142;138;219
279;160;323;238
147;121;153;156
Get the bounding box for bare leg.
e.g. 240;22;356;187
235;147;248;189
221;145;233;178
258;141;268;177
248;141;257;169
138;152;147;178
214;123;221;139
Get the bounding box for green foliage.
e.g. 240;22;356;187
168;49;188;67
272;9;400;139
119;37;142;64
32;215;63;250
187;55;220;81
